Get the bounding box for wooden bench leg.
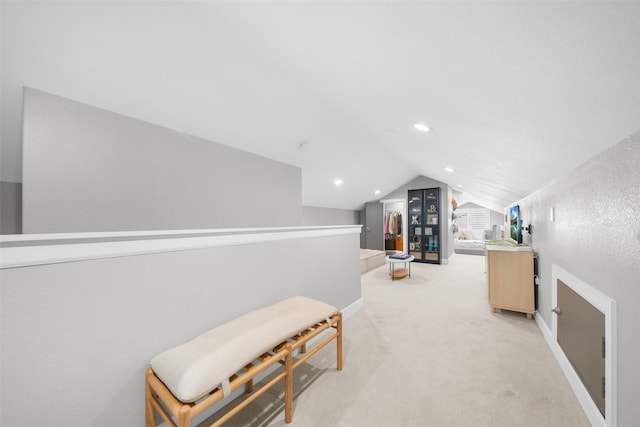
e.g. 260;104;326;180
177;406;191;427
337;313;343;371
145;379;155;427
285;343;293;423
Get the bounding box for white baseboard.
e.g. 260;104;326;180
442;252;454;264
342;297;364;320
535;312;610;427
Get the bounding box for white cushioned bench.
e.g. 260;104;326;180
145;296;342;427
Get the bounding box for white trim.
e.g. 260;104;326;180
545;264;617;427
0;226;362;269
341;297;365;320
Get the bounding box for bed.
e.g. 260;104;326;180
454;229;488;255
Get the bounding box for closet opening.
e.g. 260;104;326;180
381;199;405;253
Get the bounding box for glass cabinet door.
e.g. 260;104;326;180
407;188;441;264
408;190;423;259
424;188;440;262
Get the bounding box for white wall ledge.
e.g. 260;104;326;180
0;225;362;269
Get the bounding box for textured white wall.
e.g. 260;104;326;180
517;132;640;425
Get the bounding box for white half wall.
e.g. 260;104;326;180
0;226;361;426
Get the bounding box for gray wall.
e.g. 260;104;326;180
22;88;302;233
302;205;359;226
0;230;361;426
517;132;640;425
381;175;455;262
0;181;22;234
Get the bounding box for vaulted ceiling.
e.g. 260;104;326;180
2;1;639;213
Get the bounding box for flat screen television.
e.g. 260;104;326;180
509;204;522;244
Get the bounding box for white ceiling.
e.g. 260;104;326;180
2;1;639;212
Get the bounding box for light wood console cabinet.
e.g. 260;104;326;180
486;246;534;316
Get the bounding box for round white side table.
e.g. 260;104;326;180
385;255;414;281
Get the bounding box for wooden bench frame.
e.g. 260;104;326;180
145;312;342;427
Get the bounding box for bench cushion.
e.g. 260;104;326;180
150;296;337;402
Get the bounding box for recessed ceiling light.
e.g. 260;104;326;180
414;123;431;132
334;178;343;187
444;167;455;173
374;190;381;195
456;184;464;188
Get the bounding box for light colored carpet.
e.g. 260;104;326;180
201;254;590;426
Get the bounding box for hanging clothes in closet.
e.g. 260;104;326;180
384;211;403;250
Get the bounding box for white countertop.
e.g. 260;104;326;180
485;244;533;252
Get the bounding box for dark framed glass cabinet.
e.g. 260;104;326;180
408;188;441;264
